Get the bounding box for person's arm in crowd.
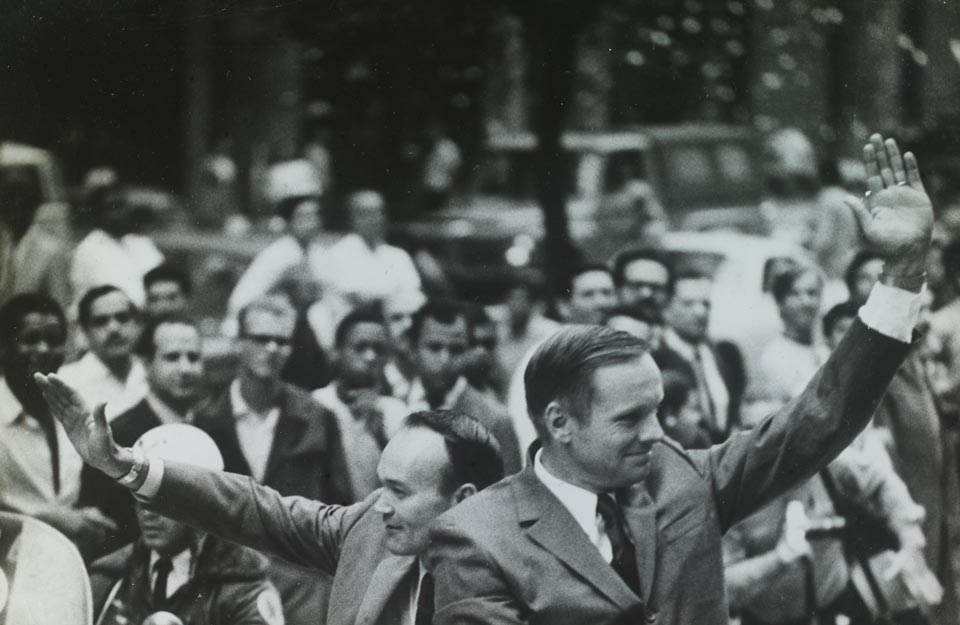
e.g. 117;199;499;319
693;135;932;532
222;579;286;625
723;501;811;610
32;372;364;576
27;502;117;552
225;238;301;330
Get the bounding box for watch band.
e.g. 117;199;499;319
116;445;147;489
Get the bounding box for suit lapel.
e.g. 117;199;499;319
621;486;658;603
513;469;638;609
354;554;416;625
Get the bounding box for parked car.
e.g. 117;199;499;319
390;124;766;300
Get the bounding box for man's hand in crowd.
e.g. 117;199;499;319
887;547;944;610
33;372;134;479
844;134;934;289
37;504;118;545
775;501;812;564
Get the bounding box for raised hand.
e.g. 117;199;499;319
33;372;132;478
844;134;933;281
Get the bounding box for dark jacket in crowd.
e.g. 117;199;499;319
195;383;351;625
90;536;282;625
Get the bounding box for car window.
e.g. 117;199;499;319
665;146;713;187
715;144;752;182
474;149;577;201
602;150;647;194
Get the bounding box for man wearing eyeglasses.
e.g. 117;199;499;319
59;285;148;421
193;293;351;625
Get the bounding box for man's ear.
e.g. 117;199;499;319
452;482;478;504
544;401;574;444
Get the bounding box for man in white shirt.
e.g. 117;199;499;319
653;272;746;446
319;190;422;309
71;186;164;310
0;292;115;557
59;285;147;421
313;308;408;500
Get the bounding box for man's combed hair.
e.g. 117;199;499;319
77;285;133;329
524;324;648;439
144;263;193;296
611;248;674;292
334;305;386;348
237;293;297;337
408;299;468;345
403;409;504;493
136;314;199;359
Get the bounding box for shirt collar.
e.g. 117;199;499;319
533;448;600;540
663;327;703;361
229;379;280;421
0;377;25;426
145;392;194;425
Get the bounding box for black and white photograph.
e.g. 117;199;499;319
1;1;959;624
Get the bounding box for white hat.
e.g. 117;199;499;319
134;424;224;471
265;159;323;205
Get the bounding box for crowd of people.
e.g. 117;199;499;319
0;133;959;625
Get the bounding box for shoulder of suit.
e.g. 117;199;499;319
653;437;707;478
89;543;136;577
430;472;521;535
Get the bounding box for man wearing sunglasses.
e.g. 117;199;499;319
192;293;351;625
60;285;147;421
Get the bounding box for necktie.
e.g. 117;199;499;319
415;571;434;625
597;493;640;595
691;348;717;428
153;557;173;608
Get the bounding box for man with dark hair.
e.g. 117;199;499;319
424;134;937;624
823;301;860;348
79;315;205;549
612;249;673;312
406;300;522;474
35;363;504;625
143;264;192;318
313;308;408;499
60;285;147;420
604;303;663;351
652;272;745;446
0;293;116;557
194;294;351;625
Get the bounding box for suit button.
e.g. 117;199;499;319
645;608;658;623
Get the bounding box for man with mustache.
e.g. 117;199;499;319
59;284;147;421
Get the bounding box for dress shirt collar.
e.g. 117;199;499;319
0;376;25;427
145;392;194;425
407;376;468;411
229;379;279;422
662;327;702;361
533;448;600;544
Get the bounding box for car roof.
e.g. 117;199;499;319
659;230;808;261
485;124;755;153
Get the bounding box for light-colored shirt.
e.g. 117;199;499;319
662;328;731;432
406;377;468;413
136;281;925;502
406;558;430;625
58;352;147;422
70;229;163;308
230;380;280;483
0;377;83;515
223;234;331;336
145;392;194;426
149;547;193;600
312;384;407;499
533;449;613;563
318;234;421;306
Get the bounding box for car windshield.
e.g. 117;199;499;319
658;139;762;210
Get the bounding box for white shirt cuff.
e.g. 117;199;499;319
857;282;923;343
133;457;165;502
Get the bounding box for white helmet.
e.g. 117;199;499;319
134;423;224;471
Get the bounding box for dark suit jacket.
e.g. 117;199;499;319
145;472;415;625
653;339;746;446
79;398;166;549
194;383;352;625
425;319;909;625
451;385;523;475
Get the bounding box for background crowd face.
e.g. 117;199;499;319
9;311;66;377
237;308;296;383
147;322;203;409
666;278;712;343
338;321;390;388
561;354;665;491
565;271;616;325
349;192;388;246
778;270;823;337
850;257;883;305
415;315;469;396
86;291;141;363
618;259;670;310
145;280;188;318
374;426;458;556
287;198;323;245
136;504;194;557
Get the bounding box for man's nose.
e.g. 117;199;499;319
638;417;664;444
